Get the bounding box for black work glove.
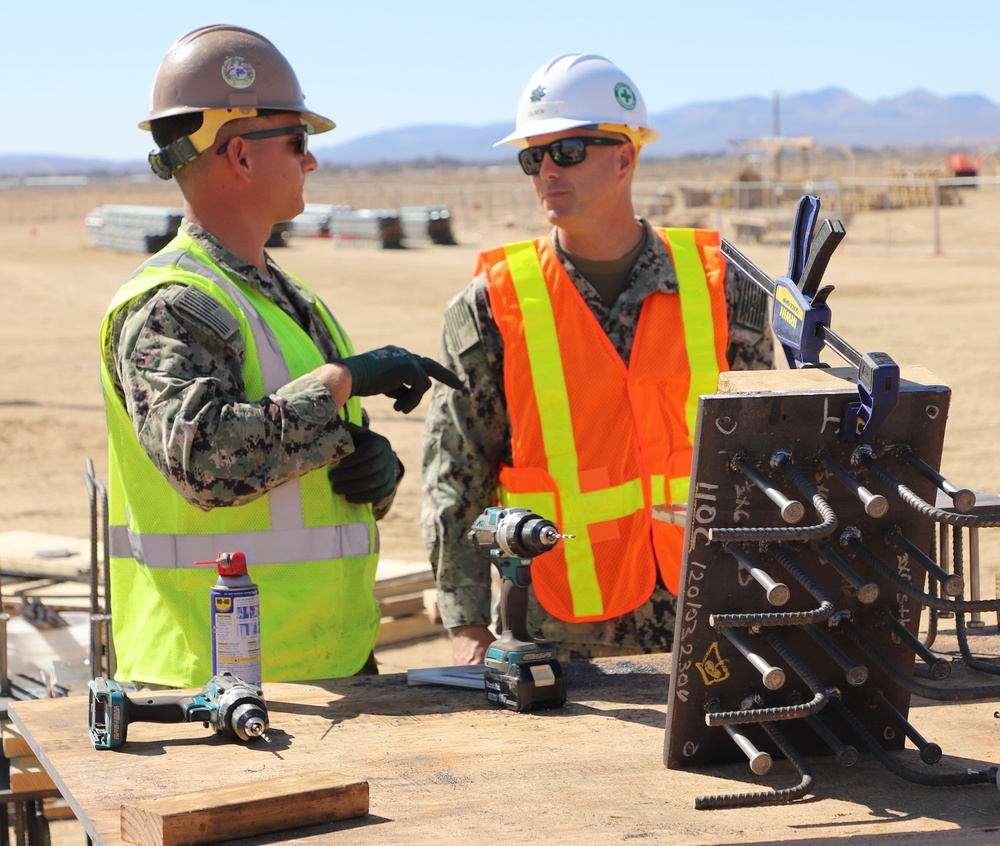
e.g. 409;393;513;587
329;423;400;504
340;345;464;413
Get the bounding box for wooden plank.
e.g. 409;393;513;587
2;579;99;613
375;613;441;646
0;531;97;580
10;761;57;793
717;364;939;395
13;659;1000;846
373;570;434;600
119;771;368;846
3;732;33;759
43;799;77;821
377;590;426;618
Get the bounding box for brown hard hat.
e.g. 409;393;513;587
140;24;334;135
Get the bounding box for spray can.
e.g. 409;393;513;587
197;552;262;688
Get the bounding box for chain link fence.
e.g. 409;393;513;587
3;164;999;258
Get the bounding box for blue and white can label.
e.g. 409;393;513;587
211;586;261;687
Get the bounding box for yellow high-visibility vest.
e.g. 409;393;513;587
99;232;379;687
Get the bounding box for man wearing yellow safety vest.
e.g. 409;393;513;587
421;54;774;665
100;25;461;688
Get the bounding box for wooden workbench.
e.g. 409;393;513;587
9;654;1000;846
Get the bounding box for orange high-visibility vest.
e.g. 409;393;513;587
482;228;729;622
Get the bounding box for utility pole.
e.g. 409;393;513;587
772;91;782;184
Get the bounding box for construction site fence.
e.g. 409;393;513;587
3;172;999;259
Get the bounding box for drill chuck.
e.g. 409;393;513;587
496;512;573;559
226;700;269;742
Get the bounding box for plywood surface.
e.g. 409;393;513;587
10;656;1000;846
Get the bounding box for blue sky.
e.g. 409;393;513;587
8;1;1000;161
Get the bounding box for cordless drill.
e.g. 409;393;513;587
88;671;269;749
468;506;573;712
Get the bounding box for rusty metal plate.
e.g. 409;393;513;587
664;372;951;770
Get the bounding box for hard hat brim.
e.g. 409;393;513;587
494;117;602;148
139;107;335;135
494;118;660;149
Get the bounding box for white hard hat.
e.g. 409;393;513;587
495;53;659;148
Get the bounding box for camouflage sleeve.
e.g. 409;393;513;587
112;284;354;510
421;273;508;630
723;260;775;372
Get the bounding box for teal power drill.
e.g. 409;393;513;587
88;671;270;749
468;506;573;712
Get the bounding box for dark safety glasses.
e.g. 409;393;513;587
517;136;625;175
217;124;309;156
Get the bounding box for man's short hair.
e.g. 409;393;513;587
150;113;204;150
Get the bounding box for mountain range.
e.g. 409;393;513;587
4;88;1000;176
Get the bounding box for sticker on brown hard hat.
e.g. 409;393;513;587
221;57;255;89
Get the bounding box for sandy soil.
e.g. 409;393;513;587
3;182;998;572
3;172;1000;844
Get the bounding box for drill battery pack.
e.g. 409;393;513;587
484;647;567;713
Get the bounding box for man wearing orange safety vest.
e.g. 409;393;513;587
421;54;774;665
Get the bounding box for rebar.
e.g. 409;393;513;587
887;528;964;596
693;721;814;809
856;446;1000;527
831;698;990;787
876;606;951;680
892;444;976;513
819;450;888;517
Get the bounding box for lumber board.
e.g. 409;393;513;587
9;761;57;793
376;590;426;618
375;613;441;646
717;363;940;395
0;531;98;580
373;570;434;599
119;771;368;846
43;799;77;821
3;731;34;759
2;578;99;613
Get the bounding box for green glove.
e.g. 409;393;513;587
341;345;464;413
329;423;401;504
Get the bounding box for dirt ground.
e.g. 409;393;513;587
3;171;1000;844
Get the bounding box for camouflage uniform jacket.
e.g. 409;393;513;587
421;219;773;657
106;219;399;519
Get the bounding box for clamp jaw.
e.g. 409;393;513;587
722;195;899;442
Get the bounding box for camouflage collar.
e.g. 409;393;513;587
180;219;278;294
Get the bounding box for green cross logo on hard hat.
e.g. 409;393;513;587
614;82;637;111
530;86;547;103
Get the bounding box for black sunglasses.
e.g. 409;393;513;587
217;125;309;157
518;136;625;175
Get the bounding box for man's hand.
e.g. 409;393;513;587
450;625;495;665
329;423;399;504
341;345;464;413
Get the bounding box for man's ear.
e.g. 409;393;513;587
618;141;638;178
220;137;253;181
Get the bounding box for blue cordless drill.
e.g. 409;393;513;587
88;671;269;749
468;506;572;712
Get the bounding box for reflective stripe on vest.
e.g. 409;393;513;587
492;229;726;618
106;247;373;567
662;229;718;508
504;242;641;616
